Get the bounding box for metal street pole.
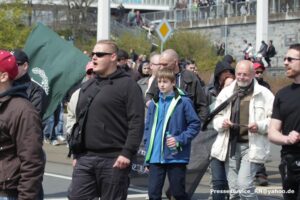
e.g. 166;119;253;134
97;0;110;41
256;0;268;52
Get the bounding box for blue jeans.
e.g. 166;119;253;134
226;143;259;200
43;103;64;140
255;163;267;177
210;158;229;200
148;163;188;200
43;114;54;139
0;197;17;200
68;154;130;200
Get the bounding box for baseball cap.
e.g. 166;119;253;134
0;50;18;80
253;62;265;71
13;49;29;65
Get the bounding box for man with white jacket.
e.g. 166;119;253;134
211;60;274;200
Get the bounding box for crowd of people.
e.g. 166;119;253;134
0;41;300;200
242;39;277;67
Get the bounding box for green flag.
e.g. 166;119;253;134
24;23;90;119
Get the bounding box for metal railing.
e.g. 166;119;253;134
112;0;177;7
141;0;300;27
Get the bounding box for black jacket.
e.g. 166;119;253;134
146;69;208;121
77;68;145;160
14;73;48;118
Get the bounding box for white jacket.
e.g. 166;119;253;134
211;80;274;163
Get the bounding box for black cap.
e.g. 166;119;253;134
223;54;235;64
214;61;235;79
117;49;129;60
13;49;29;65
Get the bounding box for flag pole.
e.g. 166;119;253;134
97;0;110;41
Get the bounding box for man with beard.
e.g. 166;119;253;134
268;43;300;199
211;60;274;199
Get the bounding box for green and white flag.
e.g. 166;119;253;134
24;23;89;119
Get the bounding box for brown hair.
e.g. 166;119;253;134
96;40;118;53
289;43;300;53
157;68;175;83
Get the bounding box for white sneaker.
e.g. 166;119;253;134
57;135;66;143
44;138;51;144
51;140;60;146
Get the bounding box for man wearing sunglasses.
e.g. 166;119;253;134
68;40;144;200
269;43;300;200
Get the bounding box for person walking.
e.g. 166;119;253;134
144;68;201;200
268;43;300;199
0;50;45;200
68;40;145;200
211;60;274;199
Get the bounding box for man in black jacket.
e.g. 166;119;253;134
13;49;47;200
13;49;48;118
146;49;208;121
68;40;145;200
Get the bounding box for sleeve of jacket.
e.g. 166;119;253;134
194;78;208;121
66;89;80;135
145;79;159;103
174;98;201;145
16;106;45;200
29;84;48;119
256;89;275;135
122;80;145;160
143;102;154;151
213;89;230;133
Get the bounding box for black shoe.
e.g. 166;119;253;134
256;176;268;186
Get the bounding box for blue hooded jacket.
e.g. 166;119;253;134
144;88;201;164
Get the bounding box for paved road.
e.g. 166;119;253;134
43;142;284;200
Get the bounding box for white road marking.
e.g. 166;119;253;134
44;172;148;197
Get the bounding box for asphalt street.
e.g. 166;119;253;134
43;142;284;200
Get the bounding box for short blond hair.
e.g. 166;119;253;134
96;40;118;53
157;68;175;83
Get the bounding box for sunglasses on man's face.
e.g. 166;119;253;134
284;57;300;62
91;52;113;58
255;71;263;75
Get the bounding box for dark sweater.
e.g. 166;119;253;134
77;68;145;160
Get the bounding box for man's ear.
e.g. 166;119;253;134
24;62;29;71
0;72;10;83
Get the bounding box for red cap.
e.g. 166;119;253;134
253;62;265;71
0;50;18;80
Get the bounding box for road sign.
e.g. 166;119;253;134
155;19;173;43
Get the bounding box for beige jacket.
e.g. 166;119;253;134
211;80;274;163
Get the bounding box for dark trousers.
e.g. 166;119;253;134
148;163;188;200
210;158;229;200
68;154;130;200
279;157;300;200
255;163;267;177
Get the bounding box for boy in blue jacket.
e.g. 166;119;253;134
144;68;201;200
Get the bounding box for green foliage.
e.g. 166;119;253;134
0;0;31;50
165;31;220;71
115;32;152;56
56;29;96;53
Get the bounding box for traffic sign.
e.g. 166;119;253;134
155;19;173;43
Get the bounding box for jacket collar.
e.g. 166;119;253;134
226;79;265;97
